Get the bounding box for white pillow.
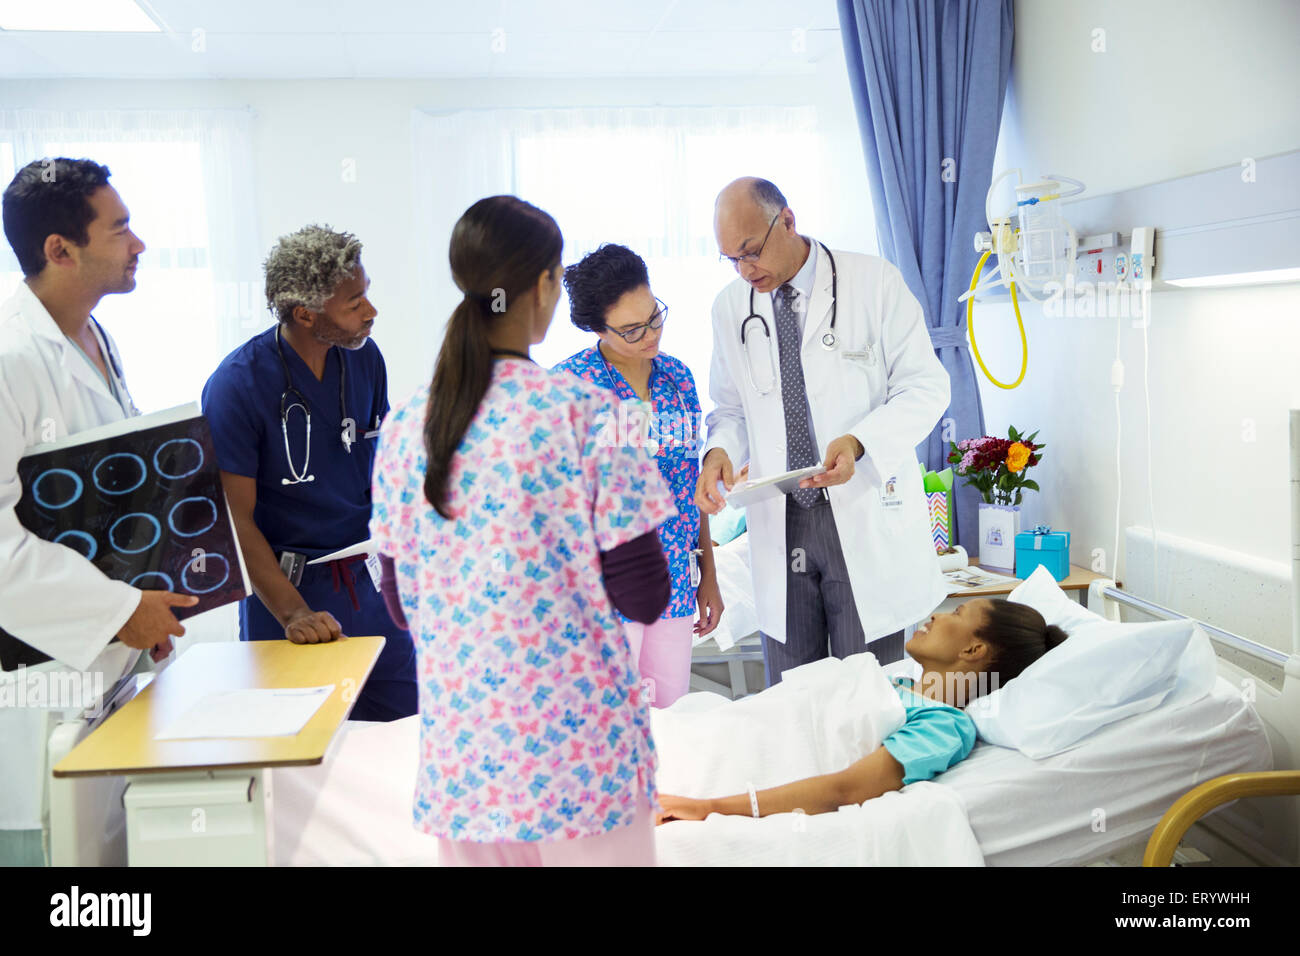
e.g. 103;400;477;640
1006;563;1107;632
965;566;1217;758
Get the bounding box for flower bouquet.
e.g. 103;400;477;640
947;427;1045;572
947;427;1044;506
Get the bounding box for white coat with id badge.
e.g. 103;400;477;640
702;246;952;644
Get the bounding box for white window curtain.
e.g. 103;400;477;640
411;105;860;404
0;109;262;414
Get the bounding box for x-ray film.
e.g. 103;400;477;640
14;402;249;622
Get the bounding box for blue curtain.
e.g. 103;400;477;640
837;0;1014;550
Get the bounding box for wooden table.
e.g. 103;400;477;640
942;560;1110;602
52;636;384;866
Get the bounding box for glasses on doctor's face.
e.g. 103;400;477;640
719;209;782;268
608;298;668;343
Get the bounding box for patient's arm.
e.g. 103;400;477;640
657;746;906;823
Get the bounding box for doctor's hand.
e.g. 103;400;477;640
118;591;199;651
801;435;865;489
283;608;343;645
695;449;736;515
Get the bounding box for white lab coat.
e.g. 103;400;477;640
0;282;143;830
703;245;950;645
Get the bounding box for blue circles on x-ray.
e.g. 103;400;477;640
32;468;83;510
93;452;147;495
130;571;174;591
167;496;218;538
54;529;97;560
108;512;161;554
153;438;203;480
181;552;229;594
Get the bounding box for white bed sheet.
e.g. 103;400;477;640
939;675;1272;866
271;677;1270;868
273;717;438;866
700;534;759;651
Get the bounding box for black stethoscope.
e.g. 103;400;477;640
275;326;350;485
87;315;138;414
739;240;837;396
89;316;124;379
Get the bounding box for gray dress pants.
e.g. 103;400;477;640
760;494;904;686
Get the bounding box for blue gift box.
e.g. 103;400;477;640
1014;527;1071;581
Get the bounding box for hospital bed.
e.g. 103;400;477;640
42;537;1298;867
259;568;1289;866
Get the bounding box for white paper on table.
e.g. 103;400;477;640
154;685;335;740
307;539;376;565
943;567;1020;591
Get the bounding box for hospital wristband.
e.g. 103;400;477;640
747;783;760;819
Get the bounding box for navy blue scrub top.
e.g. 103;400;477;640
201;326;388;559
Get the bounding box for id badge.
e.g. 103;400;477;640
364;552;383;592
880;475;903;509
278;550;305;587
689;549;702;588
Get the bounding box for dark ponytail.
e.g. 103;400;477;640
423;196;562;519
975;601;1069;685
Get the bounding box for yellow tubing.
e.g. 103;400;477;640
966;249;1028;389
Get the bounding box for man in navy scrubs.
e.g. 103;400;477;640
201;225;416;720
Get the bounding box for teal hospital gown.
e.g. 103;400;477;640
880;678;978;785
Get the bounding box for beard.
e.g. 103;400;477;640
97;258;138;295
312;313;370;351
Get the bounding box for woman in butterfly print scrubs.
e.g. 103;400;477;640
554;244;723;709
370;196;677;866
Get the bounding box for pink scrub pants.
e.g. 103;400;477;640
624;614;694;709
436;792;656;866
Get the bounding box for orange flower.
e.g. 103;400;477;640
1006;442;1031;473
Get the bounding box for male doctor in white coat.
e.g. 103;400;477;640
695;177;949;686
0;158;196;864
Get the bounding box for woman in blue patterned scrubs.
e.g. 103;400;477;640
554;244;723;708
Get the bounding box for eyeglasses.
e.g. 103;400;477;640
608;298;668;343
719;209;782;267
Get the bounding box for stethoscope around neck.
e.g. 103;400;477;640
276;326;350;486
740;240;837;396
594;342;692;458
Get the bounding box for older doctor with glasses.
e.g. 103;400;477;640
696;177;950;687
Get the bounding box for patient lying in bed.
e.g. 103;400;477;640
656;598;1068;825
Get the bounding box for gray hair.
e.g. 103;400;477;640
264;224;363;322
751;179;788;218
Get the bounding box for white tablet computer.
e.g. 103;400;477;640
724;465;827;509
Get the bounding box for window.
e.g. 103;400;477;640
0;110;260;414
413;105;867;406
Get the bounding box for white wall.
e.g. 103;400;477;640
0;56;871;400
979;0;1300;592
995;0;1300;197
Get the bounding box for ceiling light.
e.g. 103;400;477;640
1164;267;1300;289
0;0;160;32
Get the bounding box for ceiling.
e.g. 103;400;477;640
0;0;845;79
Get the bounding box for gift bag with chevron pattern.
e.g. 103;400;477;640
921;465;955;553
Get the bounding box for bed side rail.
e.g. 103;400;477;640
1143;771;1300;866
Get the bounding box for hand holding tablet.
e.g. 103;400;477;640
724;465;827;508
